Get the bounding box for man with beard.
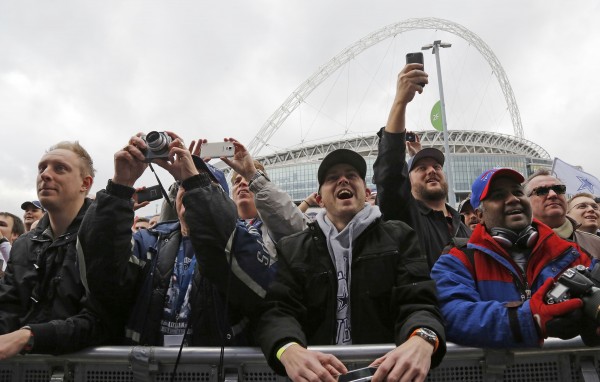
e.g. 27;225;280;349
458;197;480;231
525;169;600;259
431;168;596;347
373;63;470;267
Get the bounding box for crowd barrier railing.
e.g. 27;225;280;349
0;337;598;382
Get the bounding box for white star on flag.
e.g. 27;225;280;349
551;158;600;197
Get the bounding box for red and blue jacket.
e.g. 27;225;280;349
431;219;591;348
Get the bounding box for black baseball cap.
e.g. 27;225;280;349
318;149;366;187
408;148;445;172
457;197;473;213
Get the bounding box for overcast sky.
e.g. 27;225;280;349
2;1;599;218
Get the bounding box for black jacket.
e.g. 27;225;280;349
79;178;246;346
0;199;111;354
255;218;446;375
372;128;471;267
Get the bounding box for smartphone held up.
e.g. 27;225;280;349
200;142;235;158
406;52;426;87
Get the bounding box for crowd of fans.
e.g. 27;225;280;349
1;61;599;382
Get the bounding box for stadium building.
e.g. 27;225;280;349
255;129;552;204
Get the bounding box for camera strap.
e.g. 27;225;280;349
148;163;174;210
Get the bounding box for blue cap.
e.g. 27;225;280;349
191;155;229;195
470;168;524;209
21;200;45;211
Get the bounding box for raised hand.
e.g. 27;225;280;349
220;138;257;181
152;132;199;182
112;133;148;187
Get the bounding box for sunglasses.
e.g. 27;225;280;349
527;184;567;197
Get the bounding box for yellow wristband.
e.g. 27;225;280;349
276;342;298;360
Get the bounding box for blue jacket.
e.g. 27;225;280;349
431;220;591;348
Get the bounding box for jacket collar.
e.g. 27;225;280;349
416;199;467;236
470;218;578;265
32;198;92;243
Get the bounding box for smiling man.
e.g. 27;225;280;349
567;193;599;235
255;148;445;382
431;168;594;348
525;169;600;258
0;141;112;359
373;64;470;268
21;201;45;232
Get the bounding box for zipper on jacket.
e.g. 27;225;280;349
511;269;529;302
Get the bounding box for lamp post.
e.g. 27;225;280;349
422;40;456;206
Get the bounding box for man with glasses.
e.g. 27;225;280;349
525;169;600;258
432;168;595;348
567;193;599;235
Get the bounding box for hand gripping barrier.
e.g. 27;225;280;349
0;338;598;382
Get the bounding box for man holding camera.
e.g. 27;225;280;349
431;168;596;348
373;63;470;268
255;149;446;382
78;132;257;346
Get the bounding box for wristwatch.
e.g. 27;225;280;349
248;170;270;187
0;237;8;245
19;326;35;354
410;327;439;352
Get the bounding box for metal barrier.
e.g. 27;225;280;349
0;338;598;382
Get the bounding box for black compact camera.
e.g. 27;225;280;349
406;132;416;142
546;265;600;324
143;131;172;162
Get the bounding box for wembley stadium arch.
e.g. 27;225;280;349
248;17;525;156
245;18;552;204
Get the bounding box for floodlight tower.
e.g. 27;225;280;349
422;40;456;206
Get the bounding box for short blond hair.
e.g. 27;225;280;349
48;141;96;178
568;192;596;207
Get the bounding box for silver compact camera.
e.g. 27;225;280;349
142;131;172;162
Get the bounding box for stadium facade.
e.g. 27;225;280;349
254;130;552;204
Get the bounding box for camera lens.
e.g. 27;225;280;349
146;131;171;154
